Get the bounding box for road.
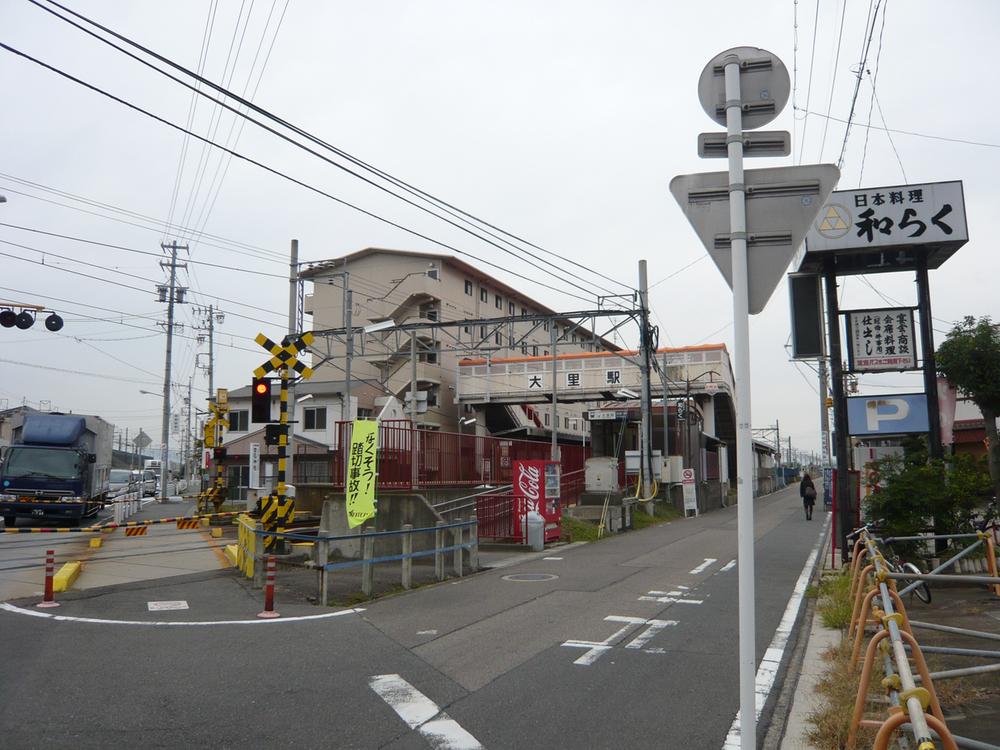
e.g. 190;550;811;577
0;484;823;749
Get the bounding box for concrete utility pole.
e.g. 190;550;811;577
550;324;558;460
819;356;831;465
410;330;419;487
343;288;353;482
158;241;187;501
824;259;852;563
287;239;299;486
638;260;654;498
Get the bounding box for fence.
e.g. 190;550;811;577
249;520;477;604
303;421;589;490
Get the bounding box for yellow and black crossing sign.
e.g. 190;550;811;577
253;332;315;379
176;519;201;530
124;526;148;537
260;494;295;549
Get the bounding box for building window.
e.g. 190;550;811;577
544;413;550;426
480;288;488;302
304;407;327;431
427;267;439;280
521;343;528;355
419;301;439;321
564;416;569;429
522;307;528;316
464;280;473;296
463;325;470;334
572;419;579;431
228;410;248;432
357;408;373;419
543;321;549;332
532;345;538;356
495;294;502;309
480;325;487;339
426;387;438;407
495;332;502;345
508;301;515;314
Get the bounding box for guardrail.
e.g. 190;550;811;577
842;527;1000;749
242;519;478;605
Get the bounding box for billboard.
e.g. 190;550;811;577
847;393;929;437
845;308;917;372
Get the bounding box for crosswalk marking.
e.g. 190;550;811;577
370;674;483;750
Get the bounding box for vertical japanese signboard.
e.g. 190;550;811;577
845;307;916;372
346;420;378;528
249;443;261;489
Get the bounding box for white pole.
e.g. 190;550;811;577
724;55;756;750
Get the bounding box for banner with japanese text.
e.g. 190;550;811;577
845;307;917;372
345;420;378;529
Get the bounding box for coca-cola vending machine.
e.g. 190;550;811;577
513;459;561;543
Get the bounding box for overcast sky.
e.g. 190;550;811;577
1;0;997;457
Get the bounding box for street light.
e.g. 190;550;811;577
363;319;396;334
139;390;164;397
139;389;168;500
458;417;476;483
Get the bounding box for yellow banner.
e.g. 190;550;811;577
345;420;378;529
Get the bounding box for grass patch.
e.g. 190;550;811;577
631;502;682;530
561;515;601;542
816;570;854;630
806;639;879;750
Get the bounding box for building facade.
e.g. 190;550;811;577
300;248;613;438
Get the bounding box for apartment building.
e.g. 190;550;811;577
300;248;614;437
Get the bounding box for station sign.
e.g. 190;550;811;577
845;307;917;373
847;393;929;436
588;410;627;421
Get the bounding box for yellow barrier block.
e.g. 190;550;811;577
210;527;223;539
291;542;315;555
89;537;103;549
223;544;239;567
53;561;82;593
200;517;211;528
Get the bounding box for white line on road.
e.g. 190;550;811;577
638;595;703;604
417;629;439;636
369;674;484;750
722;515;830;750
0;601;364;626
623;620;677;650
543;557;563;561
689;558;718;575
720;559;736;572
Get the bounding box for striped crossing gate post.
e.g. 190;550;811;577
257;554;279;618
37;549;59;608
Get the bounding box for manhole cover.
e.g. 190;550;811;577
501;573;559;582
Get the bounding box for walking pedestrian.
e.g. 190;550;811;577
800;472;816;520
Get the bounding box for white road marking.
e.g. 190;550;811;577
370;674;483;750
722;515;830;750
147;600;188;611
417;629;439;636
563;615;674;665
689;558;717;575
543;557;563;561
676;584;690;590
720;559;737;572
624;620;677;650
0;601;364;626
638;595;703;605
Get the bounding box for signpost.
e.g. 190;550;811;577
249;443;261;489
846;394;930;436
681;467;697;516
671;46;838;750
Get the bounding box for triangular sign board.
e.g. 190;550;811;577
669;164;840;313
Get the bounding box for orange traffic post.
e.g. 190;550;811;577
37;549;60;608
257;554;279;619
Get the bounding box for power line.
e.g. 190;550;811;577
0;222;287;279
0;40;597;307
857;2;888;185
835;0;884;170
29;0;633;298
869;86;908;183
794;108;1000;149
818;0;848;161
648;254;709;289
796;0;821;164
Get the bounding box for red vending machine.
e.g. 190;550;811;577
513;459;562;543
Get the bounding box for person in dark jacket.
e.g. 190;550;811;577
800;473;817;520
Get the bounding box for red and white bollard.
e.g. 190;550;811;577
37;549;60;608
257;554;280;618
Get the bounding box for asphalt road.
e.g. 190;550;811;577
0;485;825;749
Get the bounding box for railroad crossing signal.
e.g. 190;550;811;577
253;332;315;379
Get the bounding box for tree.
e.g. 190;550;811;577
936;316;1000;500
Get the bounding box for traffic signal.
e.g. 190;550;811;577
265;424;284;446
213;447;227;461
0;308;63;331
251;377;272;423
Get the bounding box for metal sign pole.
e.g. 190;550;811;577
722;54;756;750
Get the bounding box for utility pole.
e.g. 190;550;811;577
343;288;353;483
185;376;193;480
550;324;558;460
158;241;187;501
819;357;831;465
638;260;654;499
287;239;299;486
410;330;419;487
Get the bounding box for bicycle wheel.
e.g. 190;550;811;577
901;562;932;604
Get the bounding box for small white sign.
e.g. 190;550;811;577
682;468;697;512
704;382;720;395
681;468;696;484
147;600;189;611
249;442;261;489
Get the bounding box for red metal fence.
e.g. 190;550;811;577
323;421;589;491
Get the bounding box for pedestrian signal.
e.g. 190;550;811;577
213;447;227;461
